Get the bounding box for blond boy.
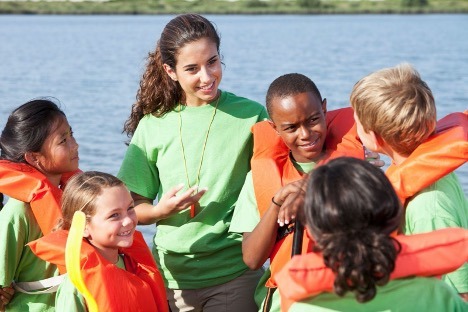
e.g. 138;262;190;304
351;63;468;299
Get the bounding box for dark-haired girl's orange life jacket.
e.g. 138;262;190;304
386;110;467;204
251;107;365;288
29;230;169;312
275;228;468;311
0;160;80;236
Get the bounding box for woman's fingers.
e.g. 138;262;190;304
365;149;386;168
164;183;186;198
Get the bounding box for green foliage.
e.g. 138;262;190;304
402;0;429;7
298;0;321;8
246;0;269;8
1;0;468;14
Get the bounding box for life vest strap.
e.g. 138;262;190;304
12;274;66;294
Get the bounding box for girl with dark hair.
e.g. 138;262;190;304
0;98;79;311
276;157;467;311
118;13;268;311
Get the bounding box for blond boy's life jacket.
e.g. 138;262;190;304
0;160;80;236
275;228;468;311
251;107;365;288
386;110;468;204
29;230;169;312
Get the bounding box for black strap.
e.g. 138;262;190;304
262;287;277;312
291;220;304;257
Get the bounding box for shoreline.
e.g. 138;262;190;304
1;0;468;15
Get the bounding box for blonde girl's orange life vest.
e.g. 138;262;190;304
386;110;467;204
251;107;365;287
0;160;80;235
275;228;468;311
29;230;169;312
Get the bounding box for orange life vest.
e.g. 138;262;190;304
386;111;467;204
0;160;80;235
275;228;468;311
29;230;169;312
251;107;365;287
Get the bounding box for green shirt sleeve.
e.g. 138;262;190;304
229;171;260;233
0;199;29;286
118;115;161;200
56;275;87;312
0;199;58;310
404;172;468;294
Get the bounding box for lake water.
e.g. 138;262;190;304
1;14;467;244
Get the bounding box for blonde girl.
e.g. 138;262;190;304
29;171;168;311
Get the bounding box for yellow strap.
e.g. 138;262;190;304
65;211;98;312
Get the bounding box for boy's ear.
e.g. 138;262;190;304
163;64;178;81
321;98;327;114
369;130;385;151
267;120;279;133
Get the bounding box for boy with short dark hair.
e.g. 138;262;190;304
230;73;367;311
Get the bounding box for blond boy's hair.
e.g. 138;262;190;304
350;63;436;156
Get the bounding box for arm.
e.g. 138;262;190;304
0;286;14;311
132;184;207;225
242;180;306;270
460;293;468;302
0;201;28;308
242;202;280;270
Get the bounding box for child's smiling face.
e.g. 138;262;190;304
270;92;327;163
84;185;137;263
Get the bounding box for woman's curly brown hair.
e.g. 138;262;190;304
123;13;220;138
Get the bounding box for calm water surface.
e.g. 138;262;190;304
1;14;467;243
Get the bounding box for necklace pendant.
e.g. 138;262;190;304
190;203;196;218
190;202;201;218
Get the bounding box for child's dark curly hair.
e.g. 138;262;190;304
302;157;403;302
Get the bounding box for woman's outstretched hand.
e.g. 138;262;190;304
156;184;208;220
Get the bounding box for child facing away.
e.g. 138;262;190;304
350;63;468;299
276;157;468;311
229;73;372;311
29;171;169;312
118;13;268;311
0;98;79;311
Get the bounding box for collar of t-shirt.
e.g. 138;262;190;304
292;159;316;174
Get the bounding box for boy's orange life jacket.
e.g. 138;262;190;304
29;230;169;312
251;107;365;287
0;160;79;235
386;111;467;204
275;228;468;311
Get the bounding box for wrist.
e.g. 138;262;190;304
271;196;283;207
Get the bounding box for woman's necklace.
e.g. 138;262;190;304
178;94;220;218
